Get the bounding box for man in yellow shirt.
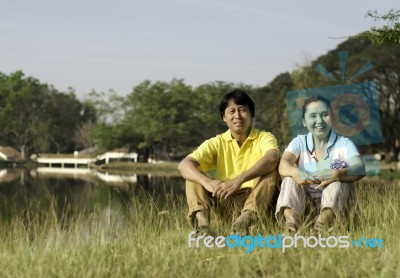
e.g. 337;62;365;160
178;89;280;235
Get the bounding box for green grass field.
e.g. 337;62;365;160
0;177;399;277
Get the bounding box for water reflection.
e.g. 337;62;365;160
0;168;185;223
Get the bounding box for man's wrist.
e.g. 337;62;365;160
200;176;212;187
234;174;246;186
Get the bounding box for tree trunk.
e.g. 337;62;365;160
138;147;151;163
19;145;26;160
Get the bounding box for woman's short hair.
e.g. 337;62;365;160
302;95;332;119
219;88;255;119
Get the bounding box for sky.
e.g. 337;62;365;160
1;0;399;100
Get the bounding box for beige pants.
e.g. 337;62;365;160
185;170;279;227
275;177;352;221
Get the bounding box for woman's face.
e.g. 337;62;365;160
302;100;331;139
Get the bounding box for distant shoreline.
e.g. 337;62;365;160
95;161;181;176
1;160;399;179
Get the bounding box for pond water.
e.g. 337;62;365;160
0;168;185;222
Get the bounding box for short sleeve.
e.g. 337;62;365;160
285;135;304;159
342;137;360;159
259;131;279;154
187;138;218;172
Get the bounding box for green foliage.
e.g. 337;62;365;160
0;71;48;157
0;71;97;157
123;79;202;160
3;36;400;159
91;123;118;150
252;73;295;148
46;91;96;153
106;80;256;161
85;90;129;154
89;38;400;158
193;81;243;140
191;81;257;145
86;89;127;124
357;9;400;45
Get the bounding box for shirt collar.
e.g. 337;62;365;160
306;130;338;151
222;127;257;141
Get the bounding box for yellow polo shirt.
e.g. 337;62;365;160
188;128;279;188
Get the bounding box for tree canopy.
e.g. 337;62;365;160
357;9;400;45
91;36;400;162
2;36;399;161
0;71;96;158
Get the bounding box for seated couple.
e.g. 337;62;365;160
178;89;365;235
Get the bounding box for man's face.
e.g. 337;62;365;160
223;100;252;134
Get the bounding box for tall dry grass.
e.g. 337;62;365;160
0;177;399;277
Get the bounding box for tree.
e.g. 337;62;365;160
192;81;237;141
357;9;400;45
0;71;51;158
44;90;96;153
72;100;98;151
252;73;294;148
122;79;201;161
0;71;97;158
73;120;96;150
85;89;129;153
86;89;127;124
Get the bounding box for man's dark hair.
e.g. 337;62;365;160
219;88;255;119
302;95;332;119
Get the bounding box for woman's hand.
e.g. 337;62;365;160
313;169;337;181
293;169;320;186
280;152;319;186
313;169;339;189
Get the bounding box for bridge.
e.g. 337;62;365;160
35;150;139;169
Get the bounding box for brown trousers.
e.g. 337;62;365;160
185;170;279;227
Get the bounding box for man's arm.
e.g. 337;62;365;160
214;149;280;200
178;156;221;193
236;149;280;184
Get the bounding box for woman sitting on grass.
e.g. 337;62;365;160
275;95;365;235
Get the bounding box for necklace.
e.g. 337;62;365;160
306;133;338;162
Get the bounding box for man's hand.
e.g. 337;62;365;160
213;178;243;200
203;180;223;194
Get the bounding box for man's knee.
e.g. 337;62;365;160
255;170;280;188
250;170;280;212
185;180;204;194
185;180;211;208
